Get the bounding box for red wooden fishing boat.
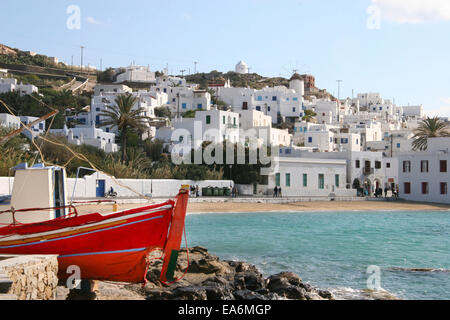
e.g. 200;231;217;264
0;185;190;284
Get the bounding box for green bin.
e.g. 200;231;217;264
205;187;213;196
213;187;219;196
202;188;208;197
218;188;224;196
224;188;231;196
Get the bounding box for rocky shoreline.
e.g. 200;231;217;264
56;247;399;300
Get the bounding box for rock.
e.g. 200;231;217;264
233;290;267;301
171;286;208;300
267;273;308;300
234;272;266;292
318;289;335;300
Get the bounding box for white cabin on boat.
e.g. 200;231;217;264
0;163;69;225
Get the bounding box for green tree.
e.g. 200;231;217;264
98;94;149;161
302;109;317;123
412;117;450;151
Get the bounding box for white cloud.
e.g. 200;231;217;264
441;97;450;105
371;0;450;24
86;16;102;25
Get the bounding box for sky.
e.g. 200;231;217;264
1;0;449;117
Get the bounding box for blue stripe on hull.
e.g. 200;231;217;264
58;247;148;258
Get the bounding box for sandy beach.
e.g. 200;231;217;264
1;199;449;218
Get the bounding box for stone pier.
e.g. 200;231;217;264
0;255;59;300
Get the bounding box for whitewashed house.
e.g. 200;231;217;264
115;65;156;84
265;156;356;197
398;137;450;204
50;124;118;153
0;78;38;95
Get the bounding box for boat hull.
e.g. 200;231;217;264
0;202;174;283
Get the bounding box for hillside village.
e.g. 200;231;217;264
1;45;449;205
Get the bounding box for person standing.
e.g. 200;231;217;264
274;186;278;198
278;186;282;198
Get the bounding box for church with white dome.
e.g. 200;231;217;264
235;61;249;74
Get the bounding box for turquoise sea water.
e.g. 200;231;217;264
185;210;450;300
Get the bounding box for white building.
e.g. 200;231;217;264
0;78;38;95
115;65;156;84
238;110;291;147
218;74;304;124
235;61;249;74
163;109;240;149
50;124;118;153
265;157;356;197
71;84;163;140
19;116;46;140
398;137;450;204
0;113;20;130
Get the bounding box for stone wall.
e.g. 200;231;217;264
0;255;59;300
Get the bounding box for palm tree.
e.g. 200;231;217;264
98;94;149;161
412;117;450;151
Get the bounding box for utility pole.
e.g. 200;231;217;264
177;92;180;118
180;69;186;78
336;80;343;101
71;55;74;70
80;46;85;75
194;61;198;74
100;58;103;72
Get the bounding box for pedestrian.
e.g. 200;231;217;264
196;185;199;198
384;187;388;198
274;186;278;198
278;186;282;198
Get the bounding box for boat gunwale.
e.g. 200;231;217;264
0;202;174;243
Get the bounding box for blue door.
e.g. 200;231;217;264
96;180;105;197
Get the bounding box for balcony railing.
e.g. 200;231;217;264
363;168;374;176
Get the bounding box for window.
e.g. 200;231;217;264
308;137;313;143
420;160;429;173
386;163;391;168
375;161;382;169
303;174;308;187
275;173;281;187
223;116;226;125
404;182;411;194
440;182;448;195
206;116;211;125
182;103;187;109
318;174;325;189
356;160;360;169
197;104;203;109
335;175;340;188
341;138;348;144
440;160;447;173
403;161;411;173
257;96;262;101
421;182;429;195
286;174;291;187
397;143;401;149
292;108;296;113
256;106;261;111
272;96;277;101
293;97;298;101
